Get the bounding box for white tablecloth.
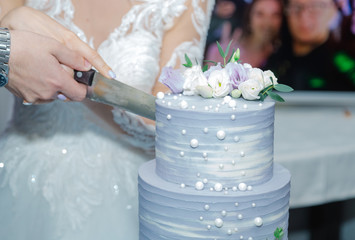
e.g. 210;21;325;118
274;91;355;208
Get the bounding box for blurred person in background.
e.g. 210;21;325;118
265;0;355;90
206;0;284;67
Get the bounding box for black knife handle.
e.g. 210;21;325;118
74;69;96;86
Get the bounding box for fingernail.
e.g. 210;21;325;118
84;59;91;69
57;94;67;101
108;70;117;79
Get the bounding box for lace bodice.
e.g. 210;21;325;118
26;0;214;93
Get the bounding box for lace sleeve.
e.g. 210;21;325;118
163;0;215;70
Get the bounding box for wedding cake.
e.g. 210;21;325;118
139;50;291;240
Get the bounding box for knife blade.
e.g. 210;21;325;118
74;69;156;120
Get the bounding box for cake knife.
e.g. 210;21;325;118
74;69;156;120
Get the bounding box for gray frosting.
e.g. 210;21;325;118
138;94;290;240
139;161;290;240
155;94;275;188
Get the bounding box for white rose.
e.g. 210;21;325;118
263;70;278;87
248;68;266;89
238;79;264;100
243;63;252;69
207;69;233;98
182;66;208;95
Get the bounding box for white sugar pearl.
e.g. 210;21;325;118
227;229;232;235
240;236;244;240
167;114;172;120
252;203;256;207
224;146;229;151
180;151;184;157
173;96;178;100
234;228;238;232
219;164;224;169
195;181;204;190
240;151;245;157
247;186;253;191
254;217;263;227
229;100;237;108
234;136;240;142
181;129;186;135
203;178;208;184
199;216;204;221
180;100;188;109
224;96;232;103
204;205;210;210
203;152;208;158
241;171;246;176
196;172;201;177
191;105;196;110
216;130;226;140
167;102;172;106
180;183;185;188
243;104;248;109
207;225;211;230
156;92;165;99
238;183;247;191
215;218;224;228
231;114;236;120
205;106;209;111
162;100;166;104
190;139;199;148
234;202;239;207
232;186;237;191
232;160;236;165
259;103;263;107
238;214;243;220
221;210;227;216
214;183;223;192
248;237;253;240
203;128;209;133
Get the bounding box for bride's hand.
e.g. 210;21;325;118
1;6;113;79
6;30;91;103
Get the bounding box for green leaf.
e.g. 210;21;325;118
203;60;218;65
274;84;294;93
227;49;235;63
267;91;285;102
216;41;225;58
259;92;267;102
202;64;209;72
184;54;192;67
274;227;284;239
224;40;232;58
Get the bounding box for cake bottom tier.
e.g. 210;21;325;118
138;160;290;240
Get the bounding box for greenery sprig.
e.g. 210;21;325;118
259;80;294;102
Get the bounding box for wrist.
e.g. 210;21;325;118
0;27;10;87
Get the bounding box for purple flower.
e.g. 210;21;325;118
225;62;248;89
204;63;223;79
158;67;185;93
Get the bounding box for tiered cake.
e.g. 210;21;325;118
138;94;290;240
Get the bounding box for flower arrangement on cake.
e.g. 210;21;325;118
159;41;293;102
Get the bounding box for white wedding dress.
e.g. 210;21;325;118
0;1;214;239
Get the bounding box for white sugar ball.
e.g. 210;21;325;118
238;183;247;191
254;217;263;227
229;100;237;108
195;181;204;190
216;130;226;140
215;218;224;228
190;139;199;148
224;96;232;103
180;100;188;109
156;92;165;99
214;183;223;192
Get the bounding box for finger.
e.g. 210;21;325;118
50;40;92;72
55;66;87;102
63;33;116;79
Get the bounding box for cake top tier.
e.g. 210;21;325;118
155;93;275;190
